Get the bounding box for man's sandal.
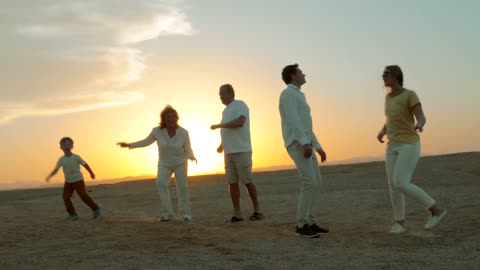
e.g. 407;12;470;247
229;216;244;223
249;212;264;221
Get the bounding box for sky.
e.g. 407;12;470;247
1;0;479;189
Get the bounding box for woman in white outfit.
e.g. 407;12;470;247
117;105;197;221
377;65;447;234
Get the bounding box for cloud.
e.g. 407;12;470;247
0;0;195;125
118;9;195;44
16;25;69;38
15;1;195;43
51;47;147;87
0;91;146;125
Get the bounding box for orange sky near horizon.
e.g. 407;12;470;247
1;1;479;190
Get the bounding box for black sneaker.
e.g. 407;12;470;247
310;223;329;234
295;224;321;238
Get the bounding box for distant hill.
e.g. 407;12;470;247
2;152;478;191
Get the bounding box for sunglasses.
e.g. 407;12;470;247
382;72;391;78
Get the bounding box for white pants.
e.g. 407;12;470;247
287;143;322;227
156;162;192;220
386;141;435;221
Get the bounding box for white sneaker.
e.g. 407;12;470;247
389;223;406;234
424;210;447;230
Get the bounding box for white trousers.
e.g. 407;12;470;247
156;162;192;220
287;143;322;227
386;141;435;221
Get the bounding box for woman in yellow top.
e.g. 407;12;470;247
377;65;447;234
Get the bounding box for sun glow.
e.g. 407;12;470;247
140;118;224;177
182;118;224;176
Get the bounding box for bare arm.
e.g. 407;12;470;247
216;143;223;153
377;124;387;143
412;104;426;132
82;163;96;180
45;168;59;182
211;116;246;130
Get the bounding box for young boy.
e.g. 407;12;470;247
46;137;102;220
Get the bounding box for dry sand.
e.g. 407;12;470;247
1;152;479;270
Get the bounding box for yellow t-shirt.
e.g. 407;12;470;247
385;89;421;143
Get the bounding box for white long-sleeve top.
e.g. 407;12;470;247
279;84;322;150
129;126;194;168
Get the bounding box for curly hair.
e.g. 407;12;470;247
159;105;179;128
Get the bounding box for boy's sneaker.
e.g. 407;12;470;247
65;214;79;221
296;224;321;238
93;207;102;219
389;223;406;234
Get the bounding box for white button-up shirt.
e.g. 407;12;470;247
279;84;322;150
129;126;194;168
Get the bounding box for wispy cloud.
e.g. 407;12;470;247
52;47;147;87
0;91;146;125
17;24;69;38
16;1;195;43
118;10;195;44
1;0;195;125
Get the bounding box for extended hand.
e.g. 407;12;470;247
117;142;130;148
90;173;96;180
210;124;218;130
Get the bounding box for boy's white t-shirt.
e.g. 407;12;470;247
220;100;252;154
55;154;86;183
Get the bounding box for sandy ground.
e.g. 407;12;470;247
1;152;479;270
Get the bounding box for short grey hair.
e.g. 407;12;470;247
220;83;235;97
